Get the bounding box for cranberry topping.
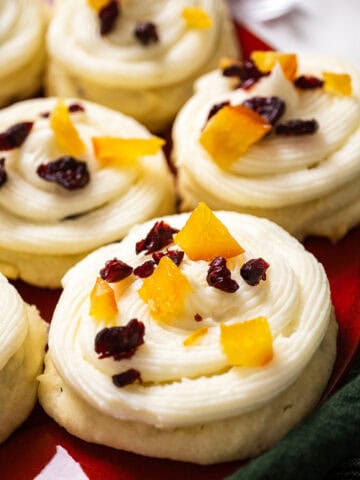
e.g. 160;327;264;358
194;313;203;322
0;122;33;150
36;156;90;190
100;258;133;283
152;249;184;267
95;319;145;360
222;60;268;89
112;368;142;387
134;22;159;46
240;258;270;286
136;221;179;255
294;75;324;90
275;119;319;136
207;101;230;122
68;103;85;113
134;260;155;278
242;96;285;125
99;0;120;36
0;158;7;187
207;257;239;293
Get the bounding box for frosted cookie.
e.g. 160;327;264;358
0;98;174;288
46;0;239;131
0;273;47;443
39;203;337;464
0;0;46;107
173;53;360;240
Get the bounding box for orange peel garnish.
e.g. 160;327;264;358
200;105;271;169
50;100;85;157
251;51;298;81
87;0;109;11
174;202;244;261
89;277;118;325
323;72;352;96
183;327;209;346
138;256;192;321
92;136;165;168
182;7;213;29
220;317;273;367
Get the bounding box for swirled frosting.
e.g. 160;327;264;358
48;211;332;428
0;98;174;257
46;0;239;130
173;55;360;238
0;0;46;106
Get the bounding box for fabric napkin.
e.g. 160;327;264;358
226;353;360;480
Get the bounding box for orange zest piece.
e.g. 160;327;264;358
138;256;192;321
50;100;85;157
220;317;273;367
92;136;165;168
323;72;352;96
183;327;209;347
200;105;271;169
182;7;212;29
174;202;244;261
87;0;109;11
89;277;118;325
251;51;298;81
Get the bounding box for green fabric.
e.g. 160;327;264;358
227;353;360;480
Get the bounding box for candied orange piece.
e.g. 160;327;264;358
92;136;165;168
87;0;109;10
138;256;192;320
50;100;85;157
89;277;118;325
220;317;273;367
200;105;271;169
251;51;298;81
323;72;352;96
174;202;244;261
183;327;209;347
182;7;212;29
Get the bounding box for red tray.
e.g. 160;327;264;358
1;25;360;480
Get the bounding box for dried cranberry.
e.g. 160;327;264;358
242;96;285;125
136;221;179;255
240;258;270;286
95;319;145;360
99;0;119;36
207;257;239;293
68;103;85;113
112;368;142;387
152;249;184;267
207;101;230;122
134;22;159;46
222;60;268;89
134;260;155;278
294;75;324;90
194;313;203;322
36;156;90;190
275;119;319;136
0;122;33;150
0;158;7;187
100;258;133;283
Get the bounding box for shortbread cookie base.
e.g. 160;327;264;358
39;315;337;464
0;248;86;289
0;305;47;443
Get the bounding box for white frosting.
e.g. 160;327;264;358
0;98;174;255
0;0;46;105
48;212;331;428
46;0;239;130
173;55;360;238
0;274;27;370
